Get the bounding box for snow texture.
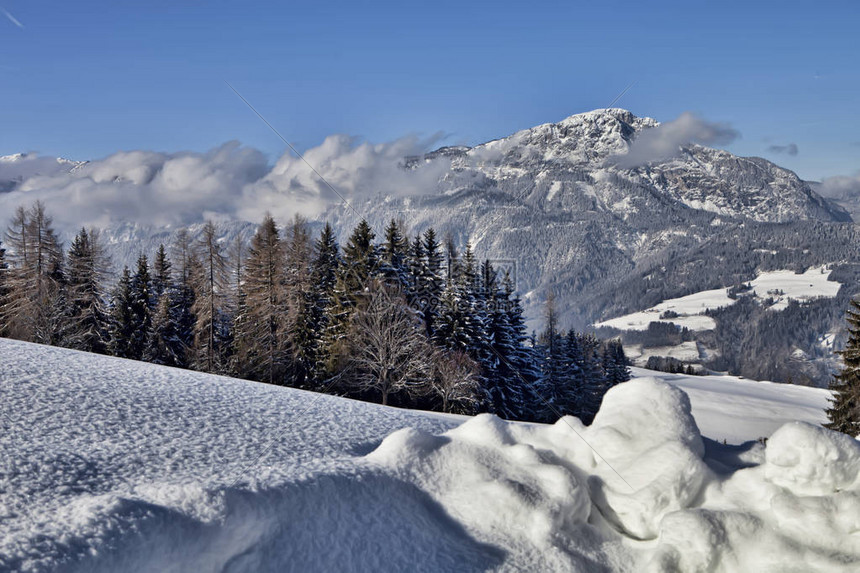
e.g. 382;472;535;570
1;338;857;572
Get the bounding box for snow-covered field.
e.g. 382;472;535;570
632;367;832;444
2;338;858;572
595;265;841;331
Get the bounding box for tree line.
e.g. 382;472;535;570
0;201;630;423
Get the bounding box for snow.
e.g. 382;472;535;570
2;338;857;572
749;266;841;311
595;265;842;332
625;341;701;365
632;367;832;444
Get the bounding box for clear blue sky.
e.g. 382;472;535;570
0;0;858;181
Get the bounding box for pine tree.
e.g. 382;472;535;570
421;228;444;337
146;290;184;367
501;272;541;419
65;228;109;353
826;299;860;435
0;238;7;337
309;223;340;384
536;292;578;421
144;246;187;367
152;244;172;301
127;254;153;360
108;266;135;358
481;264;530;419
324;220;378;375
284;215;315;387
380;218;409;288
602;339;631;385
576;332;610;424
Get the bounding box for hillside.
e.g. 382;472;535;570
1;338;857;572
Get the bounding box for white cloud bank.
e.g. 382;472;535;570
813;172;860;200
0;135;449;232
612;111;739;168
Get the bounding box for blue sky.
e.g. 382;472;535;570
0;0;857;181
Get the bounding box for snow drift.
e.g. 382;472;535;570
1;338;857;572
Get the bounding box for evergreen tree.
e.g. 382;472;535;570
501;272;541;419
380;218;409;288
146;290;184;367
108;266;135;358
481;264;530;419
826;298;860;435
602;339;631;385
128;254;153;360
576;333;610;424
0;238;7;336
285;215;315;387
309;223;340;384
65;228;109;353
536;292;578;421
324;220;378;375
421;228;444;336
152;244;172;301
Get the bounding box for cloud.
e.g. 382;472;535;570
0;135;449;234
812;172;860;200
239;133;450;223
767;143;799;156
612;112;739;168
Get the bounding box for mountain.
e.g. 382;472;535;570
326;109;860;385
2;109;858;386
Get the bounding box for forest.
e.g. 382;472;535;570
0;201;630;423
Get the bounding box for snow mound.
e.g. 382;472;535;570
366;377;860;571
765;421;860;495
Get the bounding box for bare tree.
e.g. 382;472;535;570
192;220;228;373
1;201;63;342
234;214;289;384
345;284;433;405
430;349;481;414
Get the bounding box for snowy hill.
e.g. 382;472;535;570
2;338;857;572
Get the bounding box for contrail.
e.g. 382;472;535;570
1;7;24;29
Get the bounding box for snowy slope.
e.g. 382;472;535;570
595;265;842;332
1;339;858;573
631;367;832;444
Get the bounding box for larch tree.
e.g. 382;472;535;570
234;214;289;384
2;202;64;343
191;220;229;373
